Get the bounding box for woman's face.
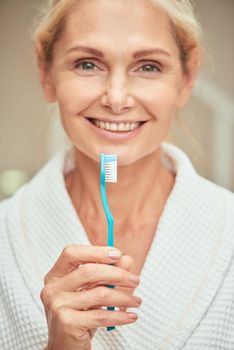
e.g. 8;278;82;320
41;0;196;165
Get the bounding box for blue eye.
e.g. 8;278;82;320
140;64;161;72
75;61;96;70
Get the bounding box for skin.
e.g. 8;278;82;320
37;0;198;348
38;0;197;238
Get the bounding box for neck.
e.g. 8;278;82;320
65;147;175;234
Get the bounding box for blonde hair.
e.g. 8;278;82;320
32;0;206;73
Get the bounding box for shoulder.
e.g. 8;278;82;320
0;197;11;229
162;143;234;234
174;170;234;238
190;173;234;236
0;196;16;254
196;173;234;210
162;142;234;216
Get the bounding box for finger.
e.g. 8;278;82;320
58;308;138;330
71;255;135;292
45;244;122;283
115;255;138;312
114;254;134;272
46;287;142;312
50;262;140;292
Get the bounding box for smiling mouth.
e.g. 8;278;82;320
86;118;146;133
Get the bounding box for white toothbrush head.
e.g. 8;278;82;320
104;154;117;183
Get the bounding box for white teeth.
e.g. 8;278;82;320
95;120;101;128
110;123;117;131
118;123;125;131
92;119;141;132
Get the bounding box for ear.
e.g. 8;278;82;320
176;50;199;109
36;42;57;103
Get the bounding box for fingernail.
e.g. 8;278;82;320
133;296;142;304
108;249;121;259
128;312;138;320
129;274;140;284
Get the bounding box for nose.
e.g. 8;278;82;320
101;70;135;114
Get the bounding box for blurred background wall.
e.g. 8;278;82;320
0;0;233;199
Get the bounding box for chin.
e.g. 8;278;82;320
74;142;152;167
114;152;141;166
95;146;146;167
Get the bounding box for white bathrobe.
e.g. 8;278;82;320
0;142;234;350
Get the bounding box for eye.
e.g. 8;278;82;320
139;63;161;73
74;60;98;71
73;59;162;74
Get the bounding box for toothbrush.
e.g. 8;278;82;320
100;154;117;331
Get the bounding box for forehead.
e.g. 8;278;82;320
59;0;178;57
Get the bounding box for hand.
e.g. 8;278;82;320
40;245;142;350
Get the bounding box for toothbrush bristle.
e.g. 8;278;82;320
105;154;117;183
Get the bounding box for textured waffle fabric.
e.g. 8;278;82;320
1;142;234;350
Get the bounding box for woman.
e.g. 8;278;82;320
1;0;234;349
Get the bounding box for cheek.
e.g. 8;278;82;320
55;77;97;117
137;82;180;153
144;81;180;120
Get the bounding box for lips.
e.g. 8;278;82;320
84;116;147;140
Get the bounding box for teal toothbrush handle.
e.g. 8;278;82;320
107;284;115;331
100;154;116;331
107;217;115;331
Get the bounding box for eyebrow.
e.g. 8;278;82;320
65;45;171;58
